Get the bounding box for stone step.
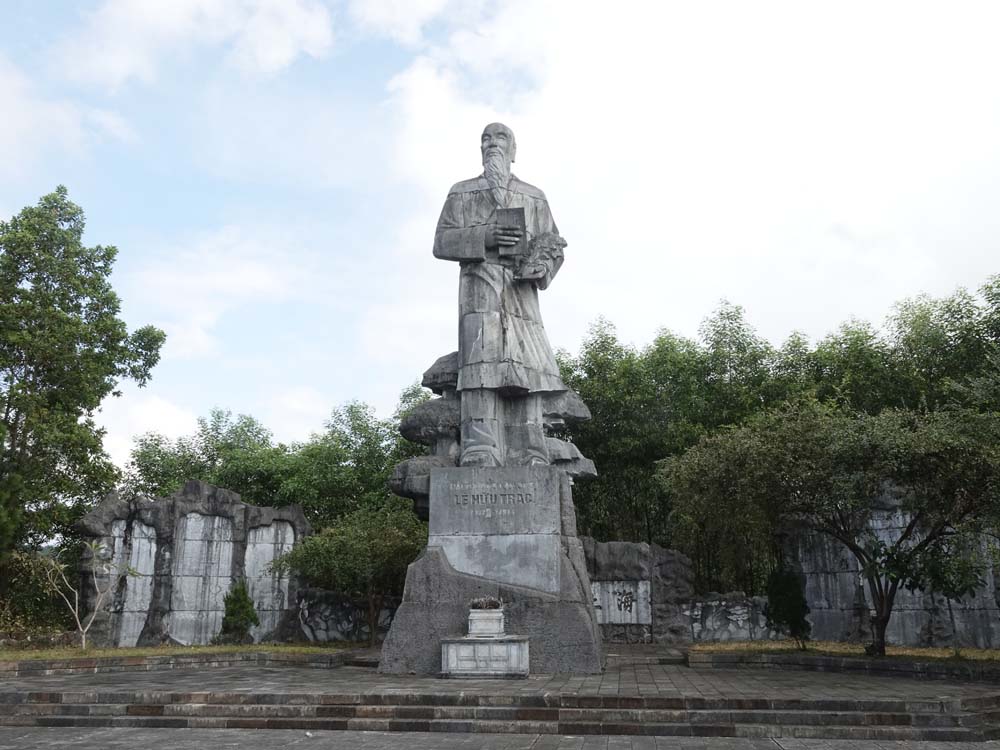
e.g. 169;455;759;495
0;703;979;727
0;713;996;740
343;655;380;669
1;699;997;737
2;691;982;714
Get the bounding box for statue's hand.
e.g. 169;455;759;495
486;224;523;251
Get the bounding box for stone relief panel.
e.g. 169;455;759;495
108;519;157;647
166;512;234;645
77;481;312;648
245;521;296;641
591;580;651;625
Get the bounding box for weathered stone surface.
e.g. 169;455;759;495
542;389;592;431
382;126;601;675
246;521;296;641
388;455;457;521
582;538;693;645
787;503;1000;647
684;593;777;642
591;580;651;624
379;547;601;675
399;396;460;446
76;480;311;647
422;351;459;394
545;437;597;479
428;466;565;594
296;588;397;643
430;123;591;469
106;519;157;647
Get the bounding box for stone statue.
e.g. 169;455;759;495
381;125;602;675
433;122;571;468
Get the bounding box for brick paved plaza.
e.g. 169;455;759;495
2;651;1000;744
0;727;998;749
1;656;996;702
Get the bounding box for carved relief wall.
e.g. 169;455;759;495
77;481;311;648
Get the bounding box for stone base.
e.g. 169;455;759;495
441;635;529;678
380;546;602;675
381;465;601;675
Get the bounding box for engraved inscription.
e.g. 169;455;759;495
614;589;635;613
451;480;535;508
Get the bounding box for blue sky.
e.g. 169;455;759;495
3;0;999;466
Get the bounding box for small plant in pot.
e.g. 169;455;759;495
468;596;504;637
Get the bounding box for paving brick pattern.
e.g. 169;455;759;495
0;727;998;749
2;661;995;701
2;658;999;741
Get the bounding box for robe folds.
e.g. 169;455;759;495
433;174;568;396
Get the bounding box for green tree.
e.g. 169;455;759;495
663;399;1000;656
0;187;165;554
215;580;259;645
560;306;797;551
764;568;811;649
125;389;428;530
273;499;426;646
124;409;282;501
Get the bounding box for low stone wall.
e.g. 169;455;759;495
76;480;311;648
683;593;778;642
297;588;398;644
0;649;356;678
687;650;1000;684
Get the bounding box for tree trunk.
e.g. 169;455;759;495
367;593;383;648
869;613;889;657
867;582;899;658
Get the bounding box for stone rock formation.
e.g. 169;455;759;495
76;480;310;647
582;538;694;644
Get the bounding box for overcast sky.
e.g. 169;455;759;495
2;0;998;467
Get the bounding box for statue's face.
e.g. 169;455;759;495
481;123;515;166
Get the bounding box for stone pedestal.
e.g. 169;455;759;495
380;465;602;675
441;635;529;678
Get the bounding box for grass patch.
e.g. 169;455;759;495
689;639;1000;662
0;642;359;662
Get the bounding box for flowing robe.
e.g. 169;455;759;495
433;174;567;398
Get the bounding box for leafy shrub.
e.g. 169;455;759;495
469;596;502;610
215;580;259;645
764;567;811;649
0;551;73;636
274;499;426;646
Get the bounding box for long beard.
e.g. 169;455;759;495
483;152;512;208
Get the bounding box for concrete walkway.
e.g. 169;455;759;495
0;727;998;749
1;660;993;702
3;653;998;742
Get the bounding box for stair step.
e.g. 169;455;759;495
2;714;995;740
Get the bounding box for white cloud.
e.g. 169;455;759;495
192;81;386;188
54;0;334;90
263;386;332;443
0;56;85;179
348;0;451;45
85;108;140;144
229;0;334;74
98;388;199;468
381;0;1000;352
126;224;324;359
0;55;137;181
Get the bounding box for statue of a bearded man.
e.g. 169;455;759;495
433;123;573;468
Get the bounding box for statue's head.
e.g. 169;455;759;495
481;122;516;169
